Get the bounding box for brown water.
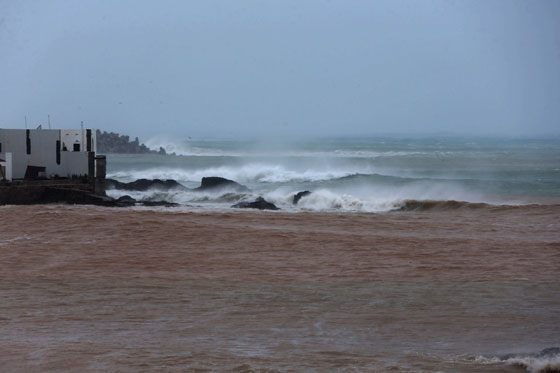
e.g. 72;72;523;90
1;204;559;372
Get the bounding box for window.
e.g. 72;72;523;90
26;130;31;154
56;140;61;164
73;143;81;152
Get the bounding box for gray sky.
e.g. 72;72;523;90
1;0;559;138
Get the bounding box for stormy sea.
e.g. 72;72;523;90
1;135;559;372
107;135;560;211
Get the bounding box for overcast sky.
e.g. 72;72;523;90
1;0;559;139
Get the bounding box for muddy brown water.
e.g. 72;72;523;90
1;204;559;372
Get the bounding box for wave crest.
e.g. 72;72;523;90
472;348;560;373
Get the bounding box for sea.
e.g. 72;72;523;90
1;135;559;372
107;135;560;211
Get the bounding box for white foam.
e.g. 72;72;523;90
107;164;362;184
265;189;396;212
105;176;490;213
472;354;560;373
505;355;560;373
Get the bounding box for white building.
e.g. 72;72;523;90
0;128;96;181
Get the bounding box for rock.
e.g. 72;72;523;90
115;195;136;206
293;191;311;204
232;197;279;210
536;347;560;358
106;178;186;191
113;196;180;207
194;177;249;192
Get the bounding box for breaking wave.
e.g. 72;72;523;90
473;348;560;373
105;181;506;213
107;165;478;188
107;165;362;184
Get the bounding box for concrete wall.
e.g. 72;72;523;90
60;151;89;177
61;130;95;152
0;129;95;179
0;152;13;181
0;129;33;179
29;129;60;177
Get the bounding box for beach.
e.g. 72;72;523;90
1;204;559;372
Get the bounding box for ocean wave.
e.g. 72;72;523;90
505;356;560;373
104;181;520;213
105;171;494;212
331;149;428;158
107;165;362;184
143;137;434;158
106;187;256;206
106;165;468;186
473;348;560;373
265;189;399;212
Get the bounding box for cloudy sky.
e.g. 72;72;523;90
1;0;559;138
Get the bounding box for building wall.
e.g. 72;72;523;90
60;151;89;177
0;129;95;180
61;130;96;153
0;129;32;179
0;152;13;181
29;129;60;177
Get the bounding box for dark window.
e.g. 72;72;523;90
86;129;92;152
73;143;80;152
26;129;31;154
56;140;61;165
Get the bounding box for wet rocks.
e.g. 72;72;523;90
106;178;186;191
293;191;311;204
113;195;178;207
232;197;279;210
115;195;136;206
194;177;250;192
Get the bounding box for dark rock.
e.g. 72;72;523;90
115;195;136;206
536;347;560;358
44;187;117;206
232;197;279;210
293;191;311;205
106;178;187;191
195;177;249;192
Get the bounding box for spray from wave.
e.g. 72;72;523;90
106;136;559;211
473;348;560;373
108;164;359;184
143;136;435;158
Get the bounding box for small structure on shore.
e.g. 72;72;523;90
0;127;107;204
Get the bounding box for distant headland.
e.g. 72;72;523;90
96;130;167;155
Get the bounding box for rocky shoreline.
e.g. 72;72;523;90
96;130;168;155
105;176;293;210
1;174;312;209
